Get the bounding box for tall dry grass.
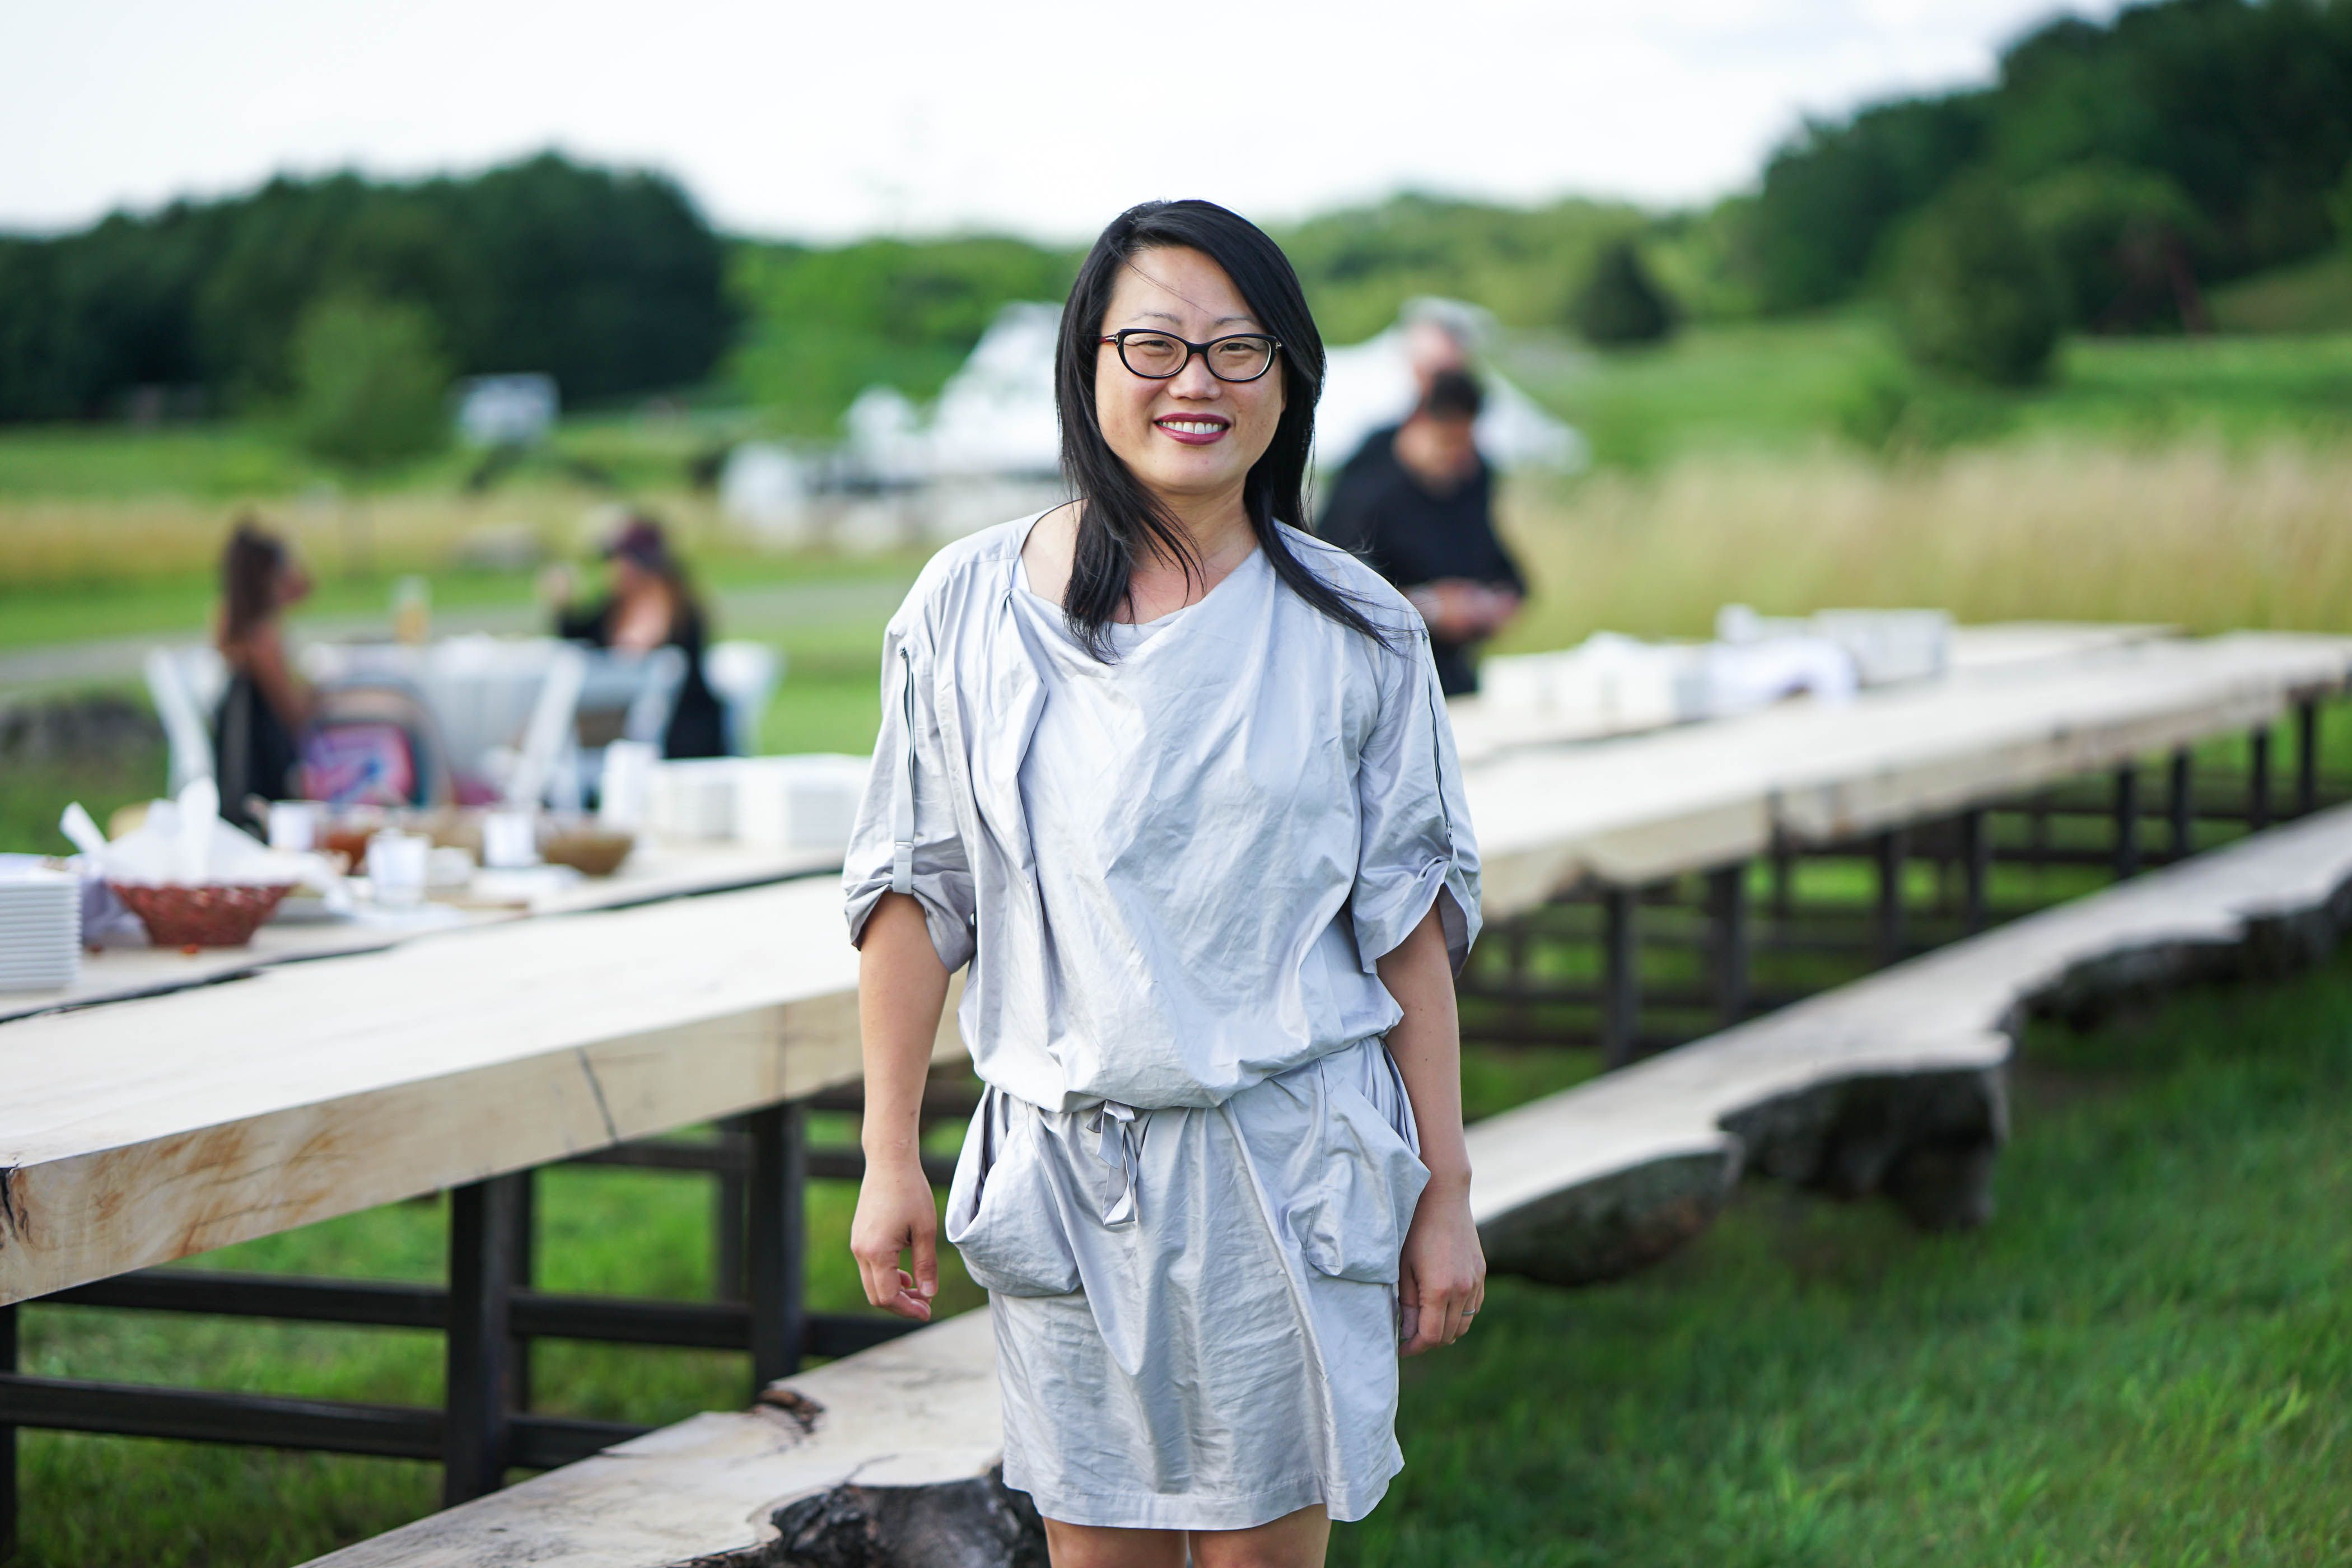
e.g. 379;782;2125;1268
0;488;732;587
1499;437;2352;647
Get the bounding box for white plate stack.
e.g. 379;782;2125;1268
0;865;82;992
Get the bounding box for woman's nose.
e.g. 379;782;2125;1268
1168;355;1222;397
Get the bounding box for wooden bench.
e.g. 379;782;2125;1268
304;801;2352;1567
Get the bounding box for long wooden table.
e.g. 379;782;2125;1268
10;629;2344;1305
2;838;839;1024
4;626;2350;1543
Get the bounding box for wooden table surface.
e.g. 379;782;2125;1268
6;626;2346;1308
1;839;841;1025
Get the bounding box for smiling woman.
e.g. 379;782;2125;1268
843;200;1486;1568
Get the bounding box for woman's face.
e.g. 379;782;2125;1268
275;556;312;608
1094;246;1285;510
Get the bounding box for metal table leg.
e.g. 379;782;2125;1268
2297;700;2320;817
1961;809;1990;936
444;1173;528;1506
2112;764;2140;880
745;1103;809;1395
1707;863;1749;1029
2169;750;2194;862
716;1114;749;1304
1875;828;1908;966
2251;727;2272;833
1601;887;1640;1070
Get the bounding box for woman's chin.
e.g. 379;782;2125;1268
1131;456;1252;503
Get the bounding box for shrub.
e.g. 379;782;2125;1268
2018;163;2212;332
1892;177;2066;386
288;292;451;472
1572;240;1678;347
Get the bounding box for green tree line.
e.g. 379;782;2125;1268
0;153;731;422
1748;0;2352;323
5;0;2347;431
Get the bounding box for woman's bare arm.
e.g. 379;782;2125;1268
850;892;953;1320
1378;901;1486;1355
239;623;314;729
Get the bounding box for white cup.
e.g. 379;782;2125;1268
365;831;431;909
481;808;539;869
598;740;660;830
267;800;325;852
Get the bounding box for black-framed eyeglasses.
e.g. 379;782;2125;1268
1099;329;1283;382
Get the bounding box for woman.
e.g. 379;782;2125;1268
844;200;1485;1567
213;518;314;833
549;514;728;758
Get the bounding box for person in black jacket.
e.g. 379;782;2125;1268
1318;371;1525;696
547;514;729;758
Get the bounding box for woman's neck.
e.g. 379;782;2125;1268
1141;484;1257;582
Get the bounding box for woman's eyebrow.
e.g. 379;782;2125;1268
1119;309;1261;329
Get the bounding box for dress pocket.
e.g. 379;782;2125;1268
1292;1049;1431;1285
944;1089;1082;1298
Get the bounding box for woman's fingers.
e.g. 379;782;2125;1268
887;1267;934;1322
1401;1275;1485;1355
912;1226;940;1303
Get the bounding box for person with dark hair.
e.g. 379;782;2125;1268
212;517;314;831
1318;370;1526;697
545;514;727;758
844;200;1484;1563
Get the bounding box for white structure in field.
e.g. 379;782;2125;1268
717;299;1585;545
454;375;558;447
1317;298;1588;475
840;297;1585;487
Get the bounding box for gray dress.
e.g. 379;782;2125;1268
843;517;1481;1530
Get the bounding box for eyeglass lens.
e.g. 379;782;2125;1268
1119;333;1276;381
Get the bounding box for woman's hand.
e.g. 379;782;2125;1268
1397;1170;1486;1355
851;1153;939;1322
853;893;953;1322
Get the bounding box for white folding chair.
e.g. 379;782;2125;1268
555;647;685;810
704;640;786;757
144;645;228;795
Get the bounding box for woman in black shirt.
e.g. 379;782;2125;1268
548;514;729;759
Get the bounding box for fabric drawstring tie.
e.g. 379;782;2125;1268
1086;1100;1141;1228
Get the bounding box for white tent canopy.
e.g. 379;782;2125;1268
841;297;1586;487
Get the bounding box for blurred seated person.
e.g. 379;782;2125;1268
1318;370;1525;696
544;514;727;758
213;519;315;832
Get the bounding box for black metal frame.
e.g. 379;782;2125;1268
0;1094;944;1553
1462;694;2348;1063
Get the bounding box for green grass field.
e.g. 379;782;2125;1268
1347;951;2352;1566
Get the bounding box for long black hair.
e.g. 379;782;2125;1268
219;516;290;647
1052;199;1393;659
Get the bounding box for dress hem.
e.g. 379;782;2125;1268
1003;1452;1402;1532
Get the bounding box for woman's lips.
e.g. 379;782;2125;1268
1154;414;1230;446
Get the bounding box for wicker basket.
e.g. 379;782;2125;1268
110;882;296;948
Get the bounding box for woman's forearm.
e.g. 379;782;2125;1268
1376;902;1471;1189
858;892;953;1168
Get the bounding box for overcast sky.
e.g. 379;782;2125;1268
8;0;2118;242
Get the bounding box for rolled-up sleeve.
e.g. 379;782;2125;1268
843;609;977;972
1350;628;1482;975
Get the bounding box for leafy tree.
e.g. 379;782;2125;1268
1749;95;1991;310
0;152;727;422
288;292;451;472
1572;240;1678;346
2018;163;2213;330
1892;178;2066;386
727;236;1077;435
1745;0;2352;320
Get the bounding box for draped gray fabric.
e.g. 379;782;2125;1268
842;514;1482;1529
